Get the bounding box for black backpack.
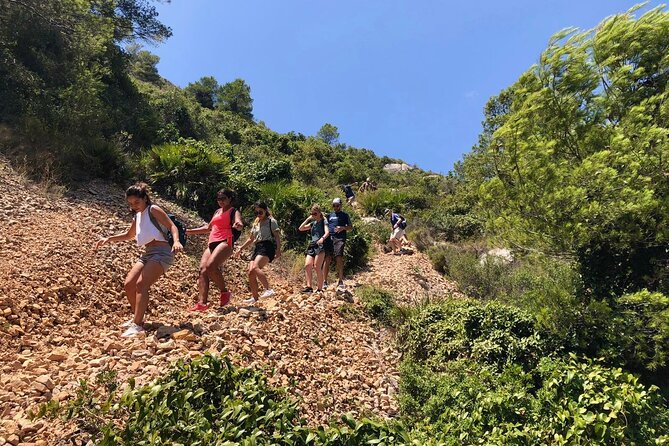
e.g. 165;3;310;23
148;205;187;247
399;217;407;230
229;207;242;243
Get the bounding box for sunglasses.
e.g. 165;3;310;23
216;196;228;201
311;212;319;216
254;210;265;216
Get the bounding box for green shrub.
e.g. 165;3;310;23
357;285;397;326
342;226;371;273
399;356;669;445
38;354;437;445
602;290;669;387
139;140;234;218
398;298;550;371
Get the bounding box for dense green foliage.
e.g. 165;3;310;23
38;354;437;446
397;299;669;445
356;285;398;326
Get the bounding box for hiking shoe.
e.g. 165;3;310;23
322;282;329;290
300;286;313;294
315;289;324;294
260;289;275;299
220;291;232;306
190;303;209;312
337;283;346;291
121;323;144;338
120;319;133;328
242;297;257;305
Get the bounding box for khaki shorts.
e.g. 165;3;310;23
139;245;174;273
390;227;405;240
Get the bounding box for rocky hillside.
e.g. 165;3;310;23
0;158;454;445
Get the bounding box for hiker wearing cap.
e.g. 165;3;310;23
386;208;407;255
94;182;183;337
185;189;243;311
323;197;353;291
298;204;329;293
234;201;282;305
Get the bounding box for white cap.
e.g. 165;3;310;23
332;197;342;205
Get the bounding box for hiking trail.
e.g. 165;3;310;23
0;158;456;444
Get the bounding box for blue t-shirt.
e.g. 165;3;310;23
390;213;402;226
327;211;351;240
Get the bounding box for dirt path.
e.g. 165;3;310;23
0;159;455;445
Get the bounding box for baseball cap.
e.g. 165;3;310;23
332;198;342;205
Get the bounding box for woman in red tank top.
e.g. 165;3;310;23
185;189;243;311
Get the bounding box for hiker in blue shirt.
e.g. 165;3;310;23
343;184;355;204
385;208;407;255
323;198;353;291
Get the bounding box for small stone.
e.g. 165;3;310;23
35;376;54;391
46;352;67;362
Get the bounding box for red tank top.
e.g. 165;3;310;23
209;207;234;244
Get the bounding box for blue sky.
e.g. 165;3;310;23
150;0;650;174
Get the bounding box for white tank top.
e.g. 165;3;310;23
135;205;167;247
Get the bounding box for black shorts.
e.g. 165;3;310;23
306;241;324;257
326;238;345;257
252;240;276;262
209;239;230;252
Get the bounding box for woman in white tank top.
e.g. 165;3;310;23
95;182;183;337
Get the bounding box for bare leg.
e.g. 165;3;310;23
197;248;211;305
323;255;332;284
315;252;325;290
336;256;344;284
124;262;144;315
305;255;314;288
248;261;259;298
133;261;164;325
203;242;233;303
252;256;271;291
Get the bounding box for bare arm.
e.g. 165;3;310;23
273;227;282;258
95;219;136;249
298;217;313;232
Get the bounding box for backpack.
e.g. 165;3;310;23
399;217;407;230
148;205;187;247
229;208;242;243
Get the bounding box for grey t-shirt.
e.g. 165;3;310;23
251;217;279;243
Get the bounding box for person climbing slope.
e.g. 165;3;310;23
94;182;183;337
299;204;329;293
185;189;243;311
234;201;282;305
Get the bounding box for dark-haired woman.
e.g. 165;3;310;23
185;189;243;311
95;182;183;337
234;202;282;305
298;204;329;293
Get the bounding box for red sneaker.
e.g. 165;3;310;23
220;291;232;306
189;303;209;312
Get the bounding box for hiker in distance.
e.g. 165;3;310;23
385;208;407;255
186;189;243;311
94;182;183;338
299;204;330;293
323;197;352;291
234;201;282;305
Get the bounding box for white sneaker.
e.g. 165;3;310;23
242;297;257;305
260;289;275;299
121;323;145;338
322;282;329;290
120;319;133;328
337;283;346;291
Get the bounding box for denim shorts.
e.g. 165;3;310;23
139;245;174;272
